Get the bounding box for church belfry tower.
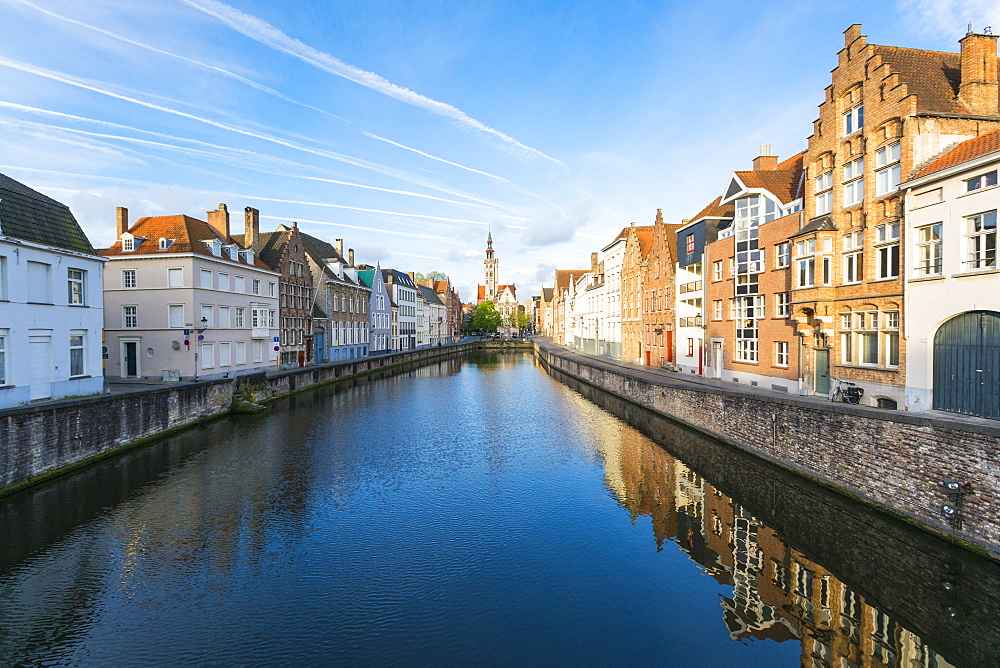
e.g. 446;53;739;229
484;231;498;301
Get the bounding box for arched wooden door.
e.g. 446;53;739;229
933;311;1000;419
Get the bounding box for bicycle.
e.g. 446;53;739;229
831;378;864;404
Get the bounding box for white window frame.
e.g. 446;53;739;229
168;304;184;328
776;292;789;317
966;170;997;192
915;223;942;276
201;305;213;329
69;331;85;377
843;157;864;207
67;268;85;305
123;305;138;329
843;104;863;136
236;340;246;365
219;306;231;329
875;142;901;196
201;342;215;369
122;269;137;289
775;341;789;367
815;171;833;215
168;267;183;288
0;331;7;385
235;307;245;329
252;278;261;295
218;272;229;292
776;242;790;268
965;210;997;270
220;341;231;367
200;268;213;289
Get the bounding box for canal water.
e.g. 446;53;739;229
0;352;995;665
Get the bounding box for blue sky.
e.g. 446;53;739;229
1;0;998;300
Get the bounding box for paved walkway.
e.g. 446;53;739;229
533;337;1000;434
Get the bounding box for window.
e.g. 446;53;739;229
202;342;215;369
776;292;789;317
236;340;246;364
735;339;757;363
123;305;137;328
821;256;832;285
859;332;878;365
168;267;183;288
915;223;942;275
201;305;213;328
797;257;815;287
268;281;276;297
877;244;900;279
253;339;263;363
159;238;174;250
0;256;6;300
27;262;51;303
876;221;899;243
200;269;212;289
966;210;997;269
122;236;134;252
252;279;261;295
168;304;184;328
875;142;901;196
843;158;864;206
843;104;863;135
966;170;997;191
686;234;695;254
122;269;136;289
235;307;245;328
218;273;229;291
775;341;789;367
67;269;85;305
687;338;694;356
843;251;862;283
815;171;833;215
776;242;790;268
69;332;85;377
219;306;231;329
713;260;722;281
0;332;6;384
220;342;231;367
713;300;723;320
234;275;245;293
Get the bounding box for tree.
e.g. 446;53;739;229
515;312;532;329
414;271;449;282
472;300;502;333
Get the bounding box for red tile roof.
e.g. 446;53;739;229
871;45;969;115
554;269;588;290
909;129;1000;180
689;196;734;222
99;215;272;269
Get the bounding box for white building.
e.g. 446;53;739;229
600;228;628;358
101;207;279;380
902;130;1000;419
383;269;417;350
0;174;105;407
358;264;392;354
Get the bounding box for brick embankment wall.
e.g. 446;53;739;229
534;341;1000;556
0;344;477;496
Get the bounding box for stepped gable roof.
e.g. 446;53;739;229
909;129;1000;180
690;196;734;222
102;214;271;268
554;269;587;290
417;284;444;305
870;45;970;115
0;173;96;255
635;228;655;258
295;228;347;264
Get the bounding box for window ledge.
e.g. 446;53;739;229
954;267;998;278
772;364;790;369
908;274;945;282
834;364;900;373
69;375;92;380
868;277;900;284
841;203;863;213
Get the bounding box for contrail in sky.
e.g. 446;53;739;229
180;0;564;166
4;0;348;123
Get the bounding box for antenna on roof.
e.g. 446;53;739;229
985;26;993;34
967;22;973;34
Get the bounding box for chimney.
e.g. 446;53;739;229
591;252;598;273
753;144;778;171
207;203;230;240
959;30;999;116
335;238;344;257
116;207;128;237
348;248;354;266
244;207;259;248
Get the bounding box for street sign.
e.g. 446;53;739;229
183;329;190;336
183;339;190;346
273;345;280;352
198;334;204;341
273;336;279;342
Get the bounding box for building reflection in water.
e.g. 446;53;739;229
601;428;956;668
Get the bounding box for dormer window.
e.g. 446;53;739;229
159;238;174;251
122;236;134;252
226;245;239;261
239;249;255;264
202;239;222;257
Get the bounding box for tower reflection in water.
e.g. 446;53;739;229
599;425;954;668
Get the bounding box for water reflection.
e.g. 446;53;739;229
0;353;995;666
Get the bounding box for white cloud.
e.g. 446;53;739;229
181;0;563;166
900;0;1000;39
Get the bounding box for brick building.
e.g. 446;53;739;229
621;222;654;364
641;210;684;367
798;24;1000;406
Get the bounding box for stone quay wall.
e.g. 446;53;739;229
534;340;1000;556
0;342;519;496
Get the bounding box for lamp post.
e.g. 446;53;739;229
194;316;208;381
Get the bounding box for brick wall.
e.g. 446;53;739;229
535;340;1000;554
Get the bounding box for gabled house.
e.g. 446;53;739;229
0;173;105;406
357;263;392;354
621;222;654;364
551;269;588;345
416;283;446;346
640;209;684;368
382;268;417;350
232;211;314;367
100;204;279;381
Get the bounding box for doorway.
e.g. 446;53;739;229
29;335;51;400
814;348;830;395
121;340;139;378
934;310;1000;419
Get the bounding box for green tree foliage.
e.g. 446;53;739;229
515;312;532;329
472;300;502;333
413;271;449;282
